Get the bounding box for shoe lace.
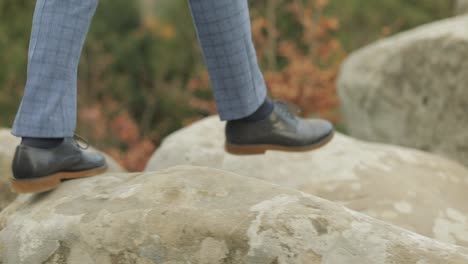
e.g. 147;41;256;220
274;99;301;122
73;134;90;150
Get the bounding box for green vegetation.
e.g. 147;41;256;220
326;0;454;50
0;1;33;125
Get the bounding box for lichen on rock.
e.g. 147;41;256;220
145;116;468;247
1;166;468;263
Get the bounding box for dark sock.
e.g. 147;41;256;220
237;97;274;122
21;137;64;149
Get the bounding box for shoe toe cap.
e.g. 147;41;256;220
89;152;107;167
75;151;107;171
303;119;334;142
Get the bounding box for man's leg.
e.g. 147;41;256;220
12;0;98;138
10;0;106;194
189;0;334;155
188;0;269;121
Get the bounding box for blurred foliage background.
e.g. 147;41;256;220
0;0;455;170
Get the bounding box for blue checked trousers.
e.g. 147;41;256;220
12;0;267;137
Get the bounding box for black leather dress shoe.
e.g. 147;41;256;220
11;136;107;193
225;100;334;155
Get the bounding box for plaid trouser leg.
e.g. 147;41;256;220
12;0;98;137
189;0;267;120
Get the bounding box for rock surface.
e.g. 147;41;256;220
146;117;468;247
1;166;468;264
0;129;125;211
337;15;468;168
0;130;20;211
456;0;468;14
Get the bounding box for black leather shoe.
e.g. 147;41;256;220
225;100;334;155
11;136;107;193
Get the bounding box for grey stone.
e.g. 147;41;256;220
1;166;468;263
145;116;468;247
337;15;468;168
0;130;20;211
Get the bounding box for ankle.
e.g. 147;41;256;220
235;97;274;122
21;137;64;149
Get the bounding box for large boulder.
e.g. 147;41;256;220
0;129;125;211
146;117;468;247
1;166;468;264
337;15;468;168
456;0;468;14
0;130;21;210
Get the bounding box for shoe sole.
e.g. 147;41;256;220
10;165;108;194
225;131;334;155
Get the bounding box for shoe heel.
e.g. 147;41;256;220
10;165;108;194
224;142;267;155
11;175;61;194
